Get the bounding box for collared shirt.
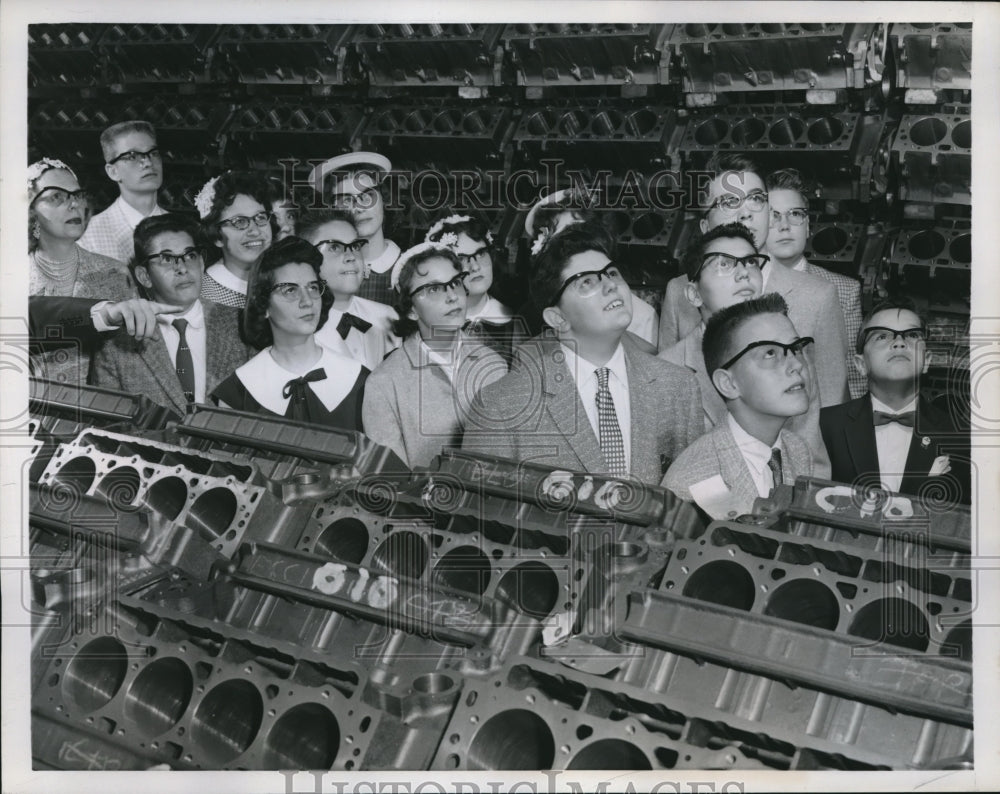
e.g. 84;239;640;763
367;240;402;275
871;395;917;493
727;412;781;497
789;254;809;273
78;196;165;263
560;341;632;466
466;296;513;323
317;296;400;371
157;300;207;402
419;338;461;384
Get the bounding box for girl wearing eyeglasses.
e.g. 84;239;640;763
210;236;368;431
28;158;134;385
361;242;507;468
194;171;275;309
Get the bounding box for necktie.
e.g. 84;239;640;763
767;447;783;493
595;367;628;477
336;312;372;339
173;318;195;403
873;410;916;428
282;368;327;422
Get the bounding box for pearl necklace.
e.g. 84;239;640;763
31;246;81;296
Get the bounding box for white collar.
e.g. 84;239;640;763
330;295;397;321
367;240;401;274
116;196;163;228
559;340;627;385
235;346;363;415
789;255;809;272
870;395;918;415
466;296;512;323
727;412;777;470
157;299;205;329
206;262;248;294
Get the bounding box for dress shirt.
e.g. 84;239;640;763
466;296;513;323
560;342;632;465
367;240;402;275
727;412;782;497
78;196;165;263
157;300;207;402
317;296;400;370
871;395;917;493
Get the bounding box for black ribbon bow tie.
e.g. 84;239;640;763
873;410;916;428
336;312;372;339
282;368;327;422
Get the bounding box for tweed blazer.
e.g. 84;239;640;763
92;300;252;415
801;261;864;399
662;420;813;520
463;336;704;484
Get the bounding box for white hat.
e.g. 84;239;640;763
308;151;392;195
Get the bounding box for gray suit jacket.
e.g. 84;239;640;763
802;261;864;399
92;300;252;415
463;336;704;484
662;420;813;519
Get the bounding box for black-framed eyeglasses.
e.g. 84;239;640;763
330;186;380;211
108;147;161;166
549;262;625;306
720;336;814;371
270;280;326;302
315;238;368;255
694;252;769;280
218;211;272;231
860;326;926;348
456;246;490;267
706;191;769;215
31;186;89;208
409;272;469;301
143;248;203;268
769;208;809;227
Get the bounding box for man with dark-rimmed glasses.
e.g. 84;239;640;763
93;213;251;416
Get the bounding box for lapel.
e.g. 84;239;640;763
624;343;657;480
764;259;796;300
540;339;606;474
203;301;247;392
901;395;947;492
843;394;880;479
683;329;725;428
714;422;760;506
135;327;188;414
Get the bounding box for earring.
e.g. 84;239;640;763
31;222;41;239
363;262;372;279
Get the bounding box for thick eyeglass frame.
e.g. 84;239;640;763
409;272;469;301
769;207;809;226
108;147;161;166
549;262;625;306
456;246;490;267
860;326;927;347
693;252;769;280
706;191;769;215
217;211;273;231
143;248;203;268
315;239;368;255
720;336;815;371
270;280;326;302
30;186;89;208
329;185;380;210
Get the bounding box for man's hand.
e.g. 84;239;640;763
99;299;184;341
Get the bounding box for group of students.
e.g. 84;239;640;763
27;120;970;521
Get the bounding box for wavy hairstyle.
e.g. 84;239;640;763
198;171;275;252
391;246;465;339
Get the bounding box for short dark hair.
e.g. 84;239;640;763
297;208;357;242
132;212;200;273
683;222;758;282
531;223;616;308
100;120;156;162
703;292;790;379
243;236;333;350
198;171;274;250
701;153;765;211
391;247;465;339
765;167;813;196
856;295;925;354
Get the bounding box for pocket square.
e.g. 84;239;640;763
928;455;951;477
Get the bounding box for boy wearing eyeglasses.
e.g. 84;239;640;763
79;120;166;264
93;213;251;416
463;224;703;484
663;293;814;519
819;298;970;503
299;209;401;371
766;168;864;399
658;154;848;408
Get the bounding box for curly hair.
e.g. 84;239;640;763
531;222;616;308
391;247;465;339
683;222;759;282
243;236;333;351
198;171;275;252
426;215;492;247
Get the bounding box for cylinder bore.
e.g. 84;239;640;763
315;517;370;565
143;476;188;521
433;108;463;133
906;230;946;260
526;110;559;136
567;739;652;770
685;24;713;37
372;530;429;580
810;226;849;256
462;109;490;134
191;679;264;765
694;118;729;146
187;487;239;542
731;117;766;145
760;24;786;33
632;213;666;240
949;234;971;264
941;620;971;663
124;657;194;737
62;637;128;713
624;109;658;137
722;24;749;35
495;561;560;618
768;116;805;145
682;560;755;611
951;119;971;149
807;116;845;145
847;597;930;652
403;110;429;132
558;110;589;137
433;545;492;596
764;579;840;630
375;109;407;132
94;466;141;511
590;110;624;137
467;709;555;770
908;117;948;147
262;703;339;769
51;455;98;495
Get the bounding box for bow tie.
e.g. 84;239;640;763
336;312;372;339
282;368;327;422
873;410;915;428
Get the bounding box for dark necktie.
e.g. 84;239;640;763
595;367;628;477
336;312;372;339
173;318;195;403
767;447;783;493
873;410;916;428
282;368;327;422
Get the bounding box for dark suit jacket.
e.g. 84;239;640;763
819;393;971;504
463;336;704;484
92;301;252;415
29;296;102;346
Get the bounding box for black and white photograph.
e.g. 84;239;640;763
2;2;998;792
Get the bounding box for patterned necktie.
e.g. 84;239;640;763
336;312;373;339
282;368;328;422
873;410;916;428
172;318;195;403
595;367;628;477
767;447;783;493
